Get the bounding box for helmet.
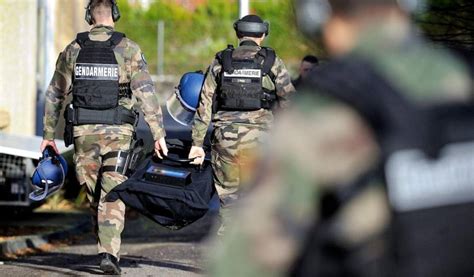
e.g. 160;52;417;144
166;72;205;126
234;15;270;38
29;146;68;201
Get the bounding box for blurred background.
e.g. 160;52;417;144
0;0;472;212
1;0;473;137
0;0;319;139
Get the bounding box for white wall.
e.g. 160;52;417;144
0;0;38;135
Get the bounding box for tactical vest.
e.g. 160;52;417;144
68;32;136;126
290;57;474;277
215;44;276;112
74;32;123;109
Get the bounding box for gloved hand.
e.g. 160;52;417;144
188;146;205;165
154;137;168;159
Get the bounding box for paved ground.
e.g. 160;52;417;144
0;211;218;276
0;106;216;276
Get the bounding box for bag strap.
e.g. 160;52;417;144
217;45;235;74
109;31;125;47
260;47;276;81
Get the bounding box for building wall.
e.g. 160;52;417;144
0;0;88;137
55;0;89;54
52;0;89;139
0;0;38;136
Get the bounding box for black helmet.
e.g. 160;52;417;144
234;15;270;38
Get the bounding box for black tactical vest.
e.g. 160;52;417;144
73;32;125;110
290;57;474;277
215;43;276;111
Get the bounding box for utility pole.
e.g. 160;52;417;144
239;0;249;19
36;0;56;135
157;20;165;76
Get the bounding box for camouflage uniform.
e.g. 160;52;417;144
207;21;471;276
191;39;295;202
43;25;165;258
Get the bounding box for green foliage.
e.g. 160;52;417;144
253;0;319;63
417;0;474;49
115;0;319;75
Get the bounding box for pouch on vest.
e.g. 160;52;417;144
63;104;74;147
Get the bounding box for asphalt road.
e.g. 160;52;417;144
0;211;218;276
0;106;217;275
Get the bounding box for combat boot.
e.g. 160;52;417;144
99;253;121;275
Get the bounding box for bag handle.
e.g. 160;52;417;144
153;143;209;164
162;154;196;164
153;143;196;164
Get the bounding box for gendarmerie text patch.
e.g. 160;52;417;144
223;69;262;78
75;63;119;81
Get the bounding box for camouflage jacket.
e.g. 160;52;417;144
191;39;296;147
43;25;165;141
207;21;472;277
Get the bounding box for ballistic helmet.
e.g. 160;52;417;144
29;146;68;201
234;15;270;38
166;72;205;126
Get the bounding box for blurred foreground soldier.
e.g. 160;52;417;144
292;55;319;89
207;1;474;277
188;15;295;230
40;0;168;274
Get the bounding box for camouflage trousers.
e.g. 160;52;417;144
211;123;269;205
74;133;132;259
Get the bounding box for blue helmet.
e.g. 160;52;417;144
29;146;68;201
167;71;205;126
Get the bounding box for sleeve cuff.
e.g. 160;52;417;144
43;132;55;140
192;138;204;147
152;128;166;141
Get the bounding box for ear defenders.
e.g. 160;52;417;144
295;0;426;38
85;0;121;25
233;20;270;36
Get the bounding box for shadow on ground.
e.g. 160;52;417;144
6;251;203;275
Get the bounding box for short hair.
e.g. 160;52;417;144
302;55;319;65
90;0;113;21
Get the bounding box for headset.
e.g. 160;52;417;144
85;0;121;25
233;19;270;37
295;0;426;38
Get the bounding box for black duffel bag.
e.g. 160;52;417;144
106;140;216;230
